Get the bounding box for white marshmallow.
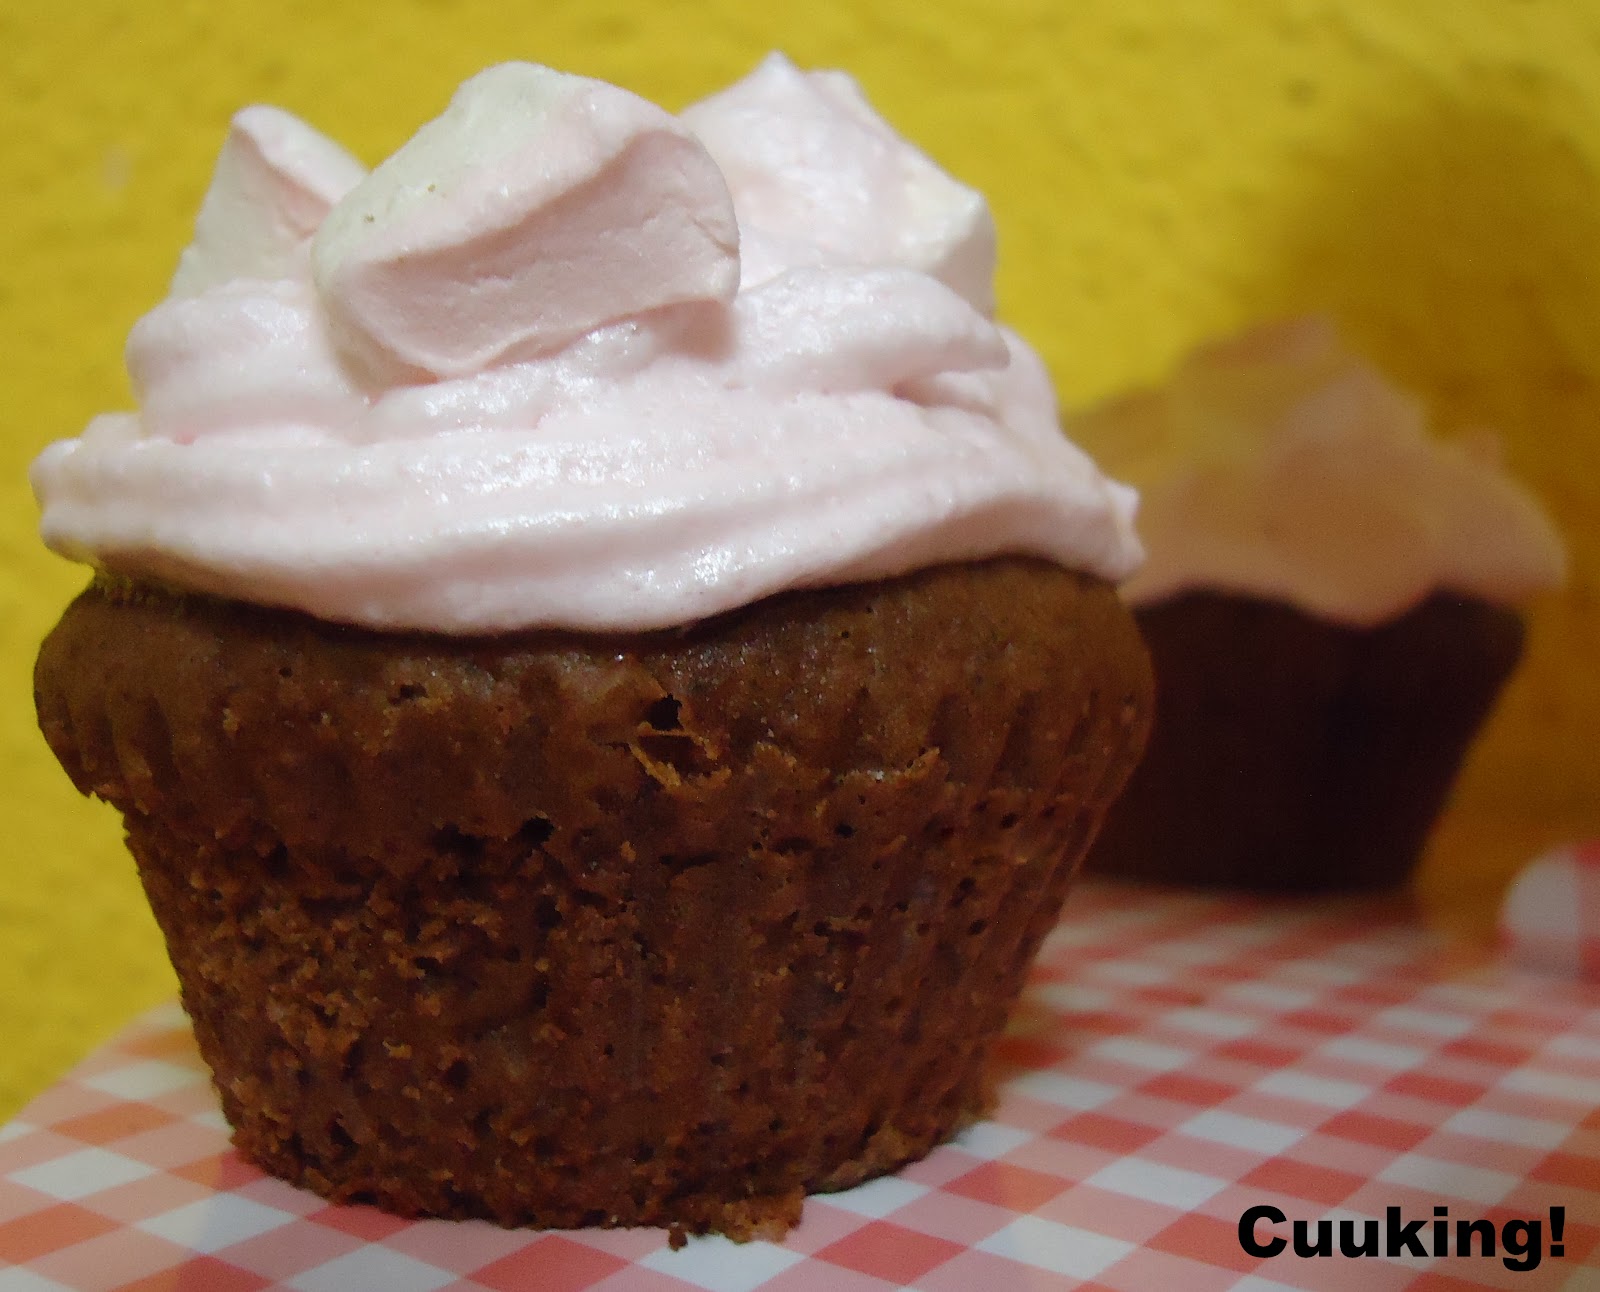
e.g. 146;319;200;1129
311;62;741;382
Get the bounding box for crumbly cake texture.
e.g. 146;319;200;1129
35;557;1151;1242
1085;591;1523;893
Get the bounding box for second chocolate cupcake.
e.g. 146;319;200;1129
1073;317;1565;892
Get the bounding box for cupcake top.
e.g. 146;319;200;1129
31;55;1142;634
1070;316;1566;625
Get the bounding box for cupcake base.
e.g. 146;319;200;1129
35;558;1151;1240
1085;591;1523;892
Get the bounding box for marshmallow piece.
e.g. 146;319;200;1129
1499;844;1600;981
171;106;367;297
683;53;997;314
312;62;741;382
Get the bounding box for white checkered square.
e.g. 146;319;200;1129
1222;983;1318;1012
1500;1067;1600;1105
1163;1007;1262;1040
9;1147;156;1200
817;1173;930;1218
1003;1072;1119;1110
81;1060;205;1101
287;1246;457;1292
1177;1109;1305;1155
1155;939;1232;966
1376;1152;1520;1205
1283;959;1368;986
1033;983;1117;1013
0;1272;78;1291
1373;1005;1477;1039
1088;959;1172;986
1319;1036;1430;1070
1548;1033;1600;1062
1254;1070;1374;1109
1442;1107;1572;1150
1088;1037;1195;1073
1084;1157;1228;1209
951;1122;1034;1160
976;1215;1134;1278
189;1108;231;1133
136;1194;299;1254
642;1234;804;1292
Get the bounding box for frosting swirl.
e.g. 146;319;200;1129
33;55;1142;633
1070;316;1566;623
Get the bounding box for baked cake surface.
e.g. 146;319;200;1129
36;557;1152;1239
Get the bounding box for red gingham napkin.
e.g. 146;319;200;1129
1;881;1597;1290
1500;842;1600;982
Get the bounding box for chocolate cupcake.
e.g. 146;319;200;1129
31;57;1151;1240
1073;318;1564;892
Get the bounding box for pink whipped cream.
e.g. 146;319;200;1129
32;55;1142;634
1069;317;1566;624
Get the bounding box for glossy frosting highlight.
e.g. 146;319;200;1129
32;56;1142;634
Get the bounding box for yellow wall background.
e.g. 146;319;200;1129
2;0;1597;1118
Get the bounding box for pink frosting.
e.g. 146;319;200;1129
33;57;1142;634
1070;317;1566;624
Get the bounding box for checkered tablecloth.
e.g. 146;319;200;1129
2;881;1597;1291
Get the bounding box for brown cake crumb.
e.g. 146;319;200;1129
35;556;1151;1238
